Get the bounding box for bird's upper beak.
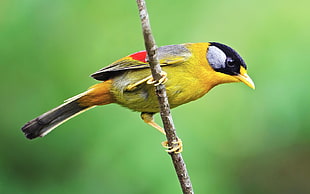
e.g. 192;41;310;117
235;66;255;89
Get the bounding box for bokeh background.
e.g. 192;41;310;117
1;0;310;193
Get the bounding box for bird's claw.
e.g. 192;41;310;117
161;138;183;153
125;71;168;91
147;71;168;86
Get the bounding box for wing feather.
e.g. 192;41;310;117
91;44;191;81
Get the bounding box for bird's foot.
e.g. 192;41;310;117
161;138;183;153
125;71;168;91
147;71;168;86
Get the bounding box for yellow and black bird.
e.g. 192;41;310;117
22;42;255;146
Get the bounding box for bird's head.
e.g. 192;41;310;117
206;42;255;89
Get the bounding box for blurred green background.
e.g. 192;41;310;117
1;0;310;193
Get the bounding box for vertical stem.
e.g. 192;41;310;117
136;0;194;193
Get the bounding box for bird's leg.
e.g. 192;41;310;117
141;112;183;153
125;71;168;91
126;75;153;91
141;112;166;135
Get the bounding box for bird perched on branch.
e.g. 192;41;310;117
22;42;255;152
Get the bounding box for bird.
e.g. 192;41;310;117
21;42;255;152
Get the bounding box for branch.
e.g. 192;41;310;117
136;1;194;193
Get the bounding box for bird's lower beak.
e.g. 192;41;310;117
235;66;255;89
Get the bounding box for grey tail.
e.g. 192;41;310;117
21;92;94;139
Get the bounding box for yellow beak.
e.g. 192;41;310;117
235;66;255;89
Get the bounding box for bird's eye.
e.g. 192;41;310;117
226;58;235;67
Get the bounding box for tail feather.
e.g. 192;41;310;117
21;80;114;139
21;98;93;139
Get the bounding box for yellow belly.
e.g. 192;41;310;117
110;63;213;113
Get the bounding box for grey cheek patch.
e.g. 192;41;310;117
207;46;226;69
